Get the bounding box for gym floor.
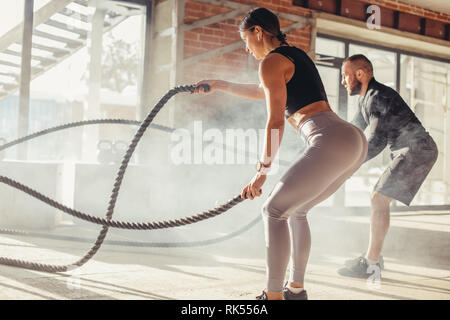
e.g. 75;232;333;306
0;209;449;300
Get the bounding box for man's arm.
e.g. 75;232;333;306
350;107;368;132
364;96;389;162
365;115;388;162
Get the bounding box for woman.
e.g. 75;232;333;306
194;7;368;300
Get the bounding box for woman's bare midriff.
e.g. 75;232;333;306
287;100;333;131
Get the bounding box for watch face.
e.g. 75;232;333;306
256;161;261;171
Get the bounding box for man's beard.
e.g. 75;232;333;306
349;78;362;96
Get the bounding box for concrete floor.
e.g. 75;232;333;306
0;209;449;300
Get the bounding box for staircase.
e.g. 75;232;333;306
0;0;140;101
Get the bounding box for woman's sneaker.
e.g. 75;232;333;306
256;291;268;300
282;283;308;300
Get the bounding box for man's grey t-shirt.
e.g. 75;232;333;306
351;77;428;162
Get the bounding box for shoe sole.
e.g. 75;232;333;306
344;257;385;270
338;267;382;279
282;290;308;300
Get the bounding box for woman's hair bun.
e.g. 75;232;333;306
276;32;287;42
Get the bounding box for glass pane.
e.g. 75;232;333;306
0;1;24;159
25;2;144;162
0;1;24;37
34;0;52;12
0;1;149;228
399;55;450;205
0;1;50;37
317;66;340;113
315;37;345;58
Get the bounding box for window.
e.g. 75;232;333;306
399;55;450;205
316;37;346;58
316;34;450;207
317;66;340;113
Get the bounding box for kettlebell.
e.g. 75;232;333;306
112;140;128;164
97;139;114;164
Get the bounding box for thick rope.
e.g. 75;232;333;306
0;213;260;248
0;120;257;247
0;120;174;153
0;84;249;273
0;88;263;247
0;175;244;230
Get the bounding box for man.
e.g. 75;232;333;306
338;54;438;278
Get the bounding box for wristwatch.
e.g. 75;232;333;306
256;160;271;175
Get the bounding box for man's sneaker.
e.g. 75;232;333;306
256;290;268;300
345;253;384;270
282;284;308;300
338;257;382;279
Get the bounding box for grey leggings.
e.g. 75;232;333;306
262;111;368;292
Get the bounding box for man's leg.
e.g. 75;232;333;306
338;191;392;277
366;191;392;263
340;136;438;277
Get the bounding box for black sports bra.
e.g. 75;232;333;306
269;46;328;118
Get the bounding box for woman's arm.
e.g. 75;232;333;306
240;53;290;200
258;54;288;167
194;80;265;100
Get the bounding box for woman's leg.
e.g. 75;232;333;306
262;123;366;295
287;126;368;287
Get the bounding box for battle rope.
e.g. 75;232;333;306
0;213;260;248
0;119;292;166
0;120;173;153
0;91;274;248
0;120;260;248
0;84;251;273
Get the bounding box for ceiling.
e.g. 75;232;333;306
400;0;450;15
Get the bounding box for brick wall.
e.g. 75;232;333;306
182;0;312;85
168;0;313;123
157;0;449;85
367;0;450;23
153;0;449;123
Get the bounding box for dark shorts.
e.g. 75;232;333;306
374;135;438;206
